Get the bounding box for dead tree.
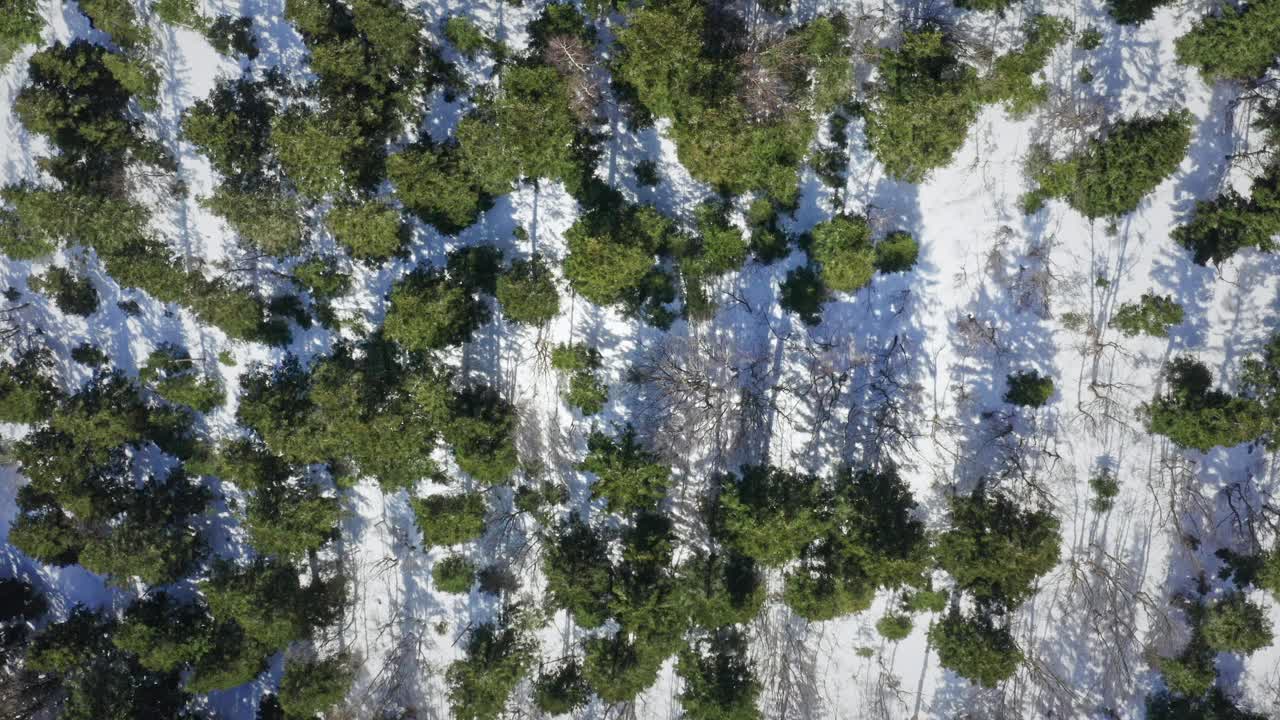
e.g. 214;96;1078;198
543;34;603;124
628;332;771;468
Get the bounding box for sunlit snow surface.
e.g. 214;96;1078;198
2;0;1279;717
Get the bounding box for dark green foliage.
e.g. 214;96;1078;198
79;0;149;48
185;622;268;693
1088;467;1120;513
271;108;367;198
15;42;155;190
1215;547;1268;591
613;512;682;636
1259;543;1280;594
433;555;476;594
281;0;437;194
446;620;535;720
981;16;1069;118
874;231;919;273
719;465;826;567
563;366;608;416
783;467;930;622
202;187;307;257
206;15;259;58
1111;293;1184;337
70;343;109;367
877;613;914;640
1242;332;1280;449
7;492;82;566
810;215;875;292
953;0;1018;12
526;1;594;52
140;344;224;412
1025;111;1192;219
1004;369;1054;408
1160;652;1216;698
182;75;278;188
550;342;598;373
413;493;487;547
513;481;565;525
612;0;712;121
544;515;614;627
907;587;950;613
804;16;856;114
294;256;351;301
496;256;561;325
0;578;47;622
613;2;848;202
0;349;61;423
237;346;444;490
929;610;1022;687
10;375;211;584
388;140;491;234
29;266;98;316
326;200;408;263
936;489;1059;606
581;426;669;513
0;184;154;261
208;438;286;491
563;201;669;307
0;0;42;69
634;159;659;186
677;629;761;720
46;370;150;462
677;201;748;317
257;694;286;720
582;630;677;704
672;110;815;207
279;654;354;718
0;187;287;342
76;471;210;585
446;245;503;296
27;607;194;719
440;384;519;484
246;480;340;561
534;660;591;715
779;265;828;325
384;266;491;351
1155;599;1223;699
1079;28;1103;50
746;198;790;263
864;29;981;183
676;551;765;629
675;76;824;199
444;16;489;58
457;65;582;193
1173;171;1280;265
26;607;110;673
551;343;607;416
1146;688;1268;720
1176;0;1280;81
112;593;213;672
1146;356;1271;451
201;560;338;653
1202;593;1273;654
154;0;204;29
101;52;161;112
1107;0;1173;25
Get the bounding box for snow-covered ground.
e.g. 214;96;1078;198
2;0;1279;718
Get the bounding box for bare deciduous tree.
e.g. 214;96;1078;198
738;31;807;124
543;35;602;124
629;331;771;467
